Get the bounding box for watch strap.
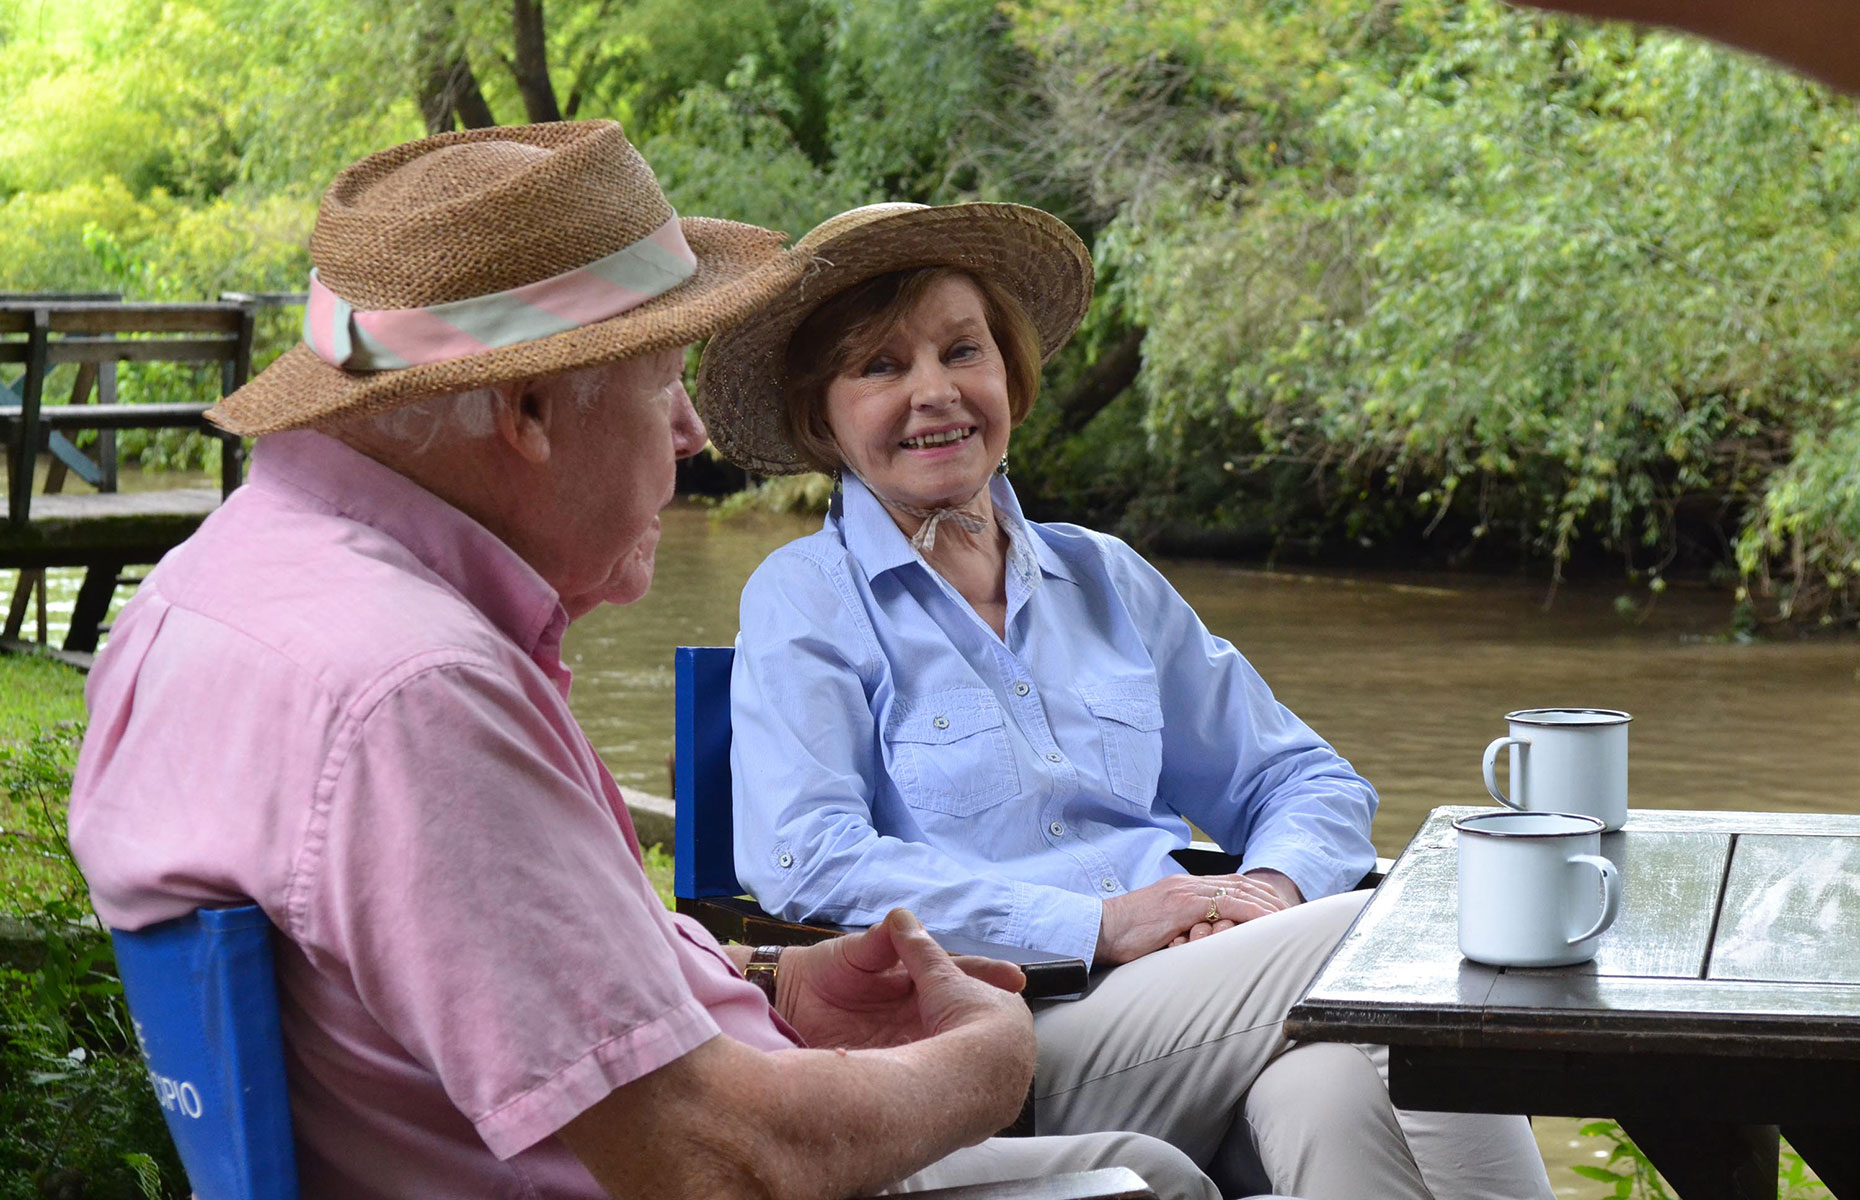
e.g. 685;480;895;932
743;945;783;1006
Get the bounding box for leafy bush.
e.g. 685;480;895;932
0;726;185;1200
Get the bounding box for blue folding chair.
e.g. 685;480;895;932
110;904;299;1200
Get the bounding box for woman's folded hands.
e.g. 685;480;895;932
1095;871;1299;966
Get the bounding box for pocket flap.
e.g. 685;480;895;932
885;690;1006;745
1079;679;1165;732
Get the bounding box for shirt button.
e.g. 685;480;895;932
777;852;794;869
1049;820;1066;837
1046;751;1063;763
1014;682;1030;697
1100;877;1117;892
933;715;950;730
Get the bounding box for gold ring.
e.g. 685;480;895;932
1204;887;1227;923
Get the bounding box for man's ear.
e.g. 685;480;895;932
492;380;552;465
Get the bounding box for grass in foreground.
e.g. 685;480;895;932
0;649;86;741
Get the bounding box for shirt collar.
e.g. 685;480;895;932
248;430;570;664
832;470;1077;587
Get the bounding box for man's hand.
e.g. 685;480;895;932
565;911;1039;1200
777;910;1029;1051
1096;872;1293;966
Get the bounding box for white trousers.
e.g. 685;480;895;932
898;1128;1237;1200
1022;890;1556;1200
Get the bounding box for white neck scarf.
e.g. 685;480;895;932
854;473;994;555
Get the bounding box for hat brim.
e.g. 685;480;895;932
696;203;1093;476
209;217;808;437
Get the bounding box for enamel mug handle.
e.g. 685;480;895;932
1567;854;1622;946
1482;736;1529;808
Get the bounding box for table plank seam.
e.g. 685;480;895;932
1698;832;1741;981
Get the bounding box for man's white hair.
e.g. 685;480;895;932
344;365;614;455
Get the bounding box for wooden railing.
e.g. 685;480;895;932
0;300;259;653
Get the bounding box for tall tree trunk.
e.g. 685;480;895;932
417;8;497;132
452;60;498;128
509;0;563;124
1053;328;1146;436
420;61;457;133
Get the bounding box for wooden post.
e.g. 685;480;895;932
219;302;256;497
1620;1119;1779;1200
65;559;123;653
3;571;35;642
8;308;48;525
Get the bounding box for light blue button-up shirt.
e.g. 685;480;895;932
730;472;1377;966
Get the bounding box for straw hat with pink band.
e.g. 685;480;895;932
209;121;808;436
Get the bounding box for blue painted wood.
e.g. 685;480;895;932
46;432;104;487
110;905;299;1200
1;368;107;487
674;646;742;900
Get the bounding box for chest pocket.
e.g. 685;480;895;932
884;690;1020;817
1079;679;1165;806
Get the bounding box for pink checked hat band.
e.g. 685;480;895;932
303;213;698;371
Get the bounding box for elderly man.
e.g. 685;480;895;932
66;123;1221;1200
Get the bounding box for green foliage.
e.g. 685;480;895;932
1736;409;1860;625
0;725;187;1200
640;68;861;238
0;652;88;744
4;0;1860;621
710;472;837;520
1571;1120;1830;1199
640;842;677;910
1005;0;1860;619
820;0;1024;202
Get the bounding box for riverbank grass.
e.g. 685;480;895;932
0;649;86;740
0;651;87;903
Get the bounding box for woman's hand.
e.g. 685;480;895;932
1095;871;1298;966
1165;868;1305;949
775;909;1030;1050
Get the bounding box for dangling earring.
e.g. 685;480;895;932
996;455;1009;476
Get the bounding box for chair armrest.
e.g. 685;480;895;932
1169;842;1239;875
1359;857;1396;889
873;1167;1156;1200
1172;841;1395;890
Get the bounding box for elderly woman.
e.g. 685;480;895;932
697;202;1555;1200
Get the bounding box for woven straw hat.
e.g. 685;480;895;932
209;121;807;436
695;202;1093;476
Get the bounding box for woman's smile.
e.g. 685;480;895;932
899;424;979;452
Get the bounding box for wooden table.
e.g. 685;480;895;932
1286;806;1860;1200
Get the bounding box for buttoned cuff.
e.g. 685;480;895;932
1239;842;1368;904
1007;880;1105;969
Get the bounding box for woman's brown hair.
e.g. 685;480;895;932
779;267;1042;476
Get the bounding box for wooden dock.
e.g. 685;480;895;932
2;299;256;652
0;487;222;568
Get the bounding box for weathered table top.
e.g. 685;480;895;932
1288;805;1860;1059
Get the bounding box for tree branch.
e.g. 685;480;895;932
1053;328;1146;437
509;0;564;124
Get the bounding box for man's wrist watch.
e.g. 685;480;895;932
743;945;783;1005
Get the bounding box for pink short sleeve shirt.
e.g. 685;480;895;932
69;430;799;1199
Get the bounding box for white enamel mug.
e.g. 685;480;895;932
1481;707;1631;832
1455;811;1622;967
